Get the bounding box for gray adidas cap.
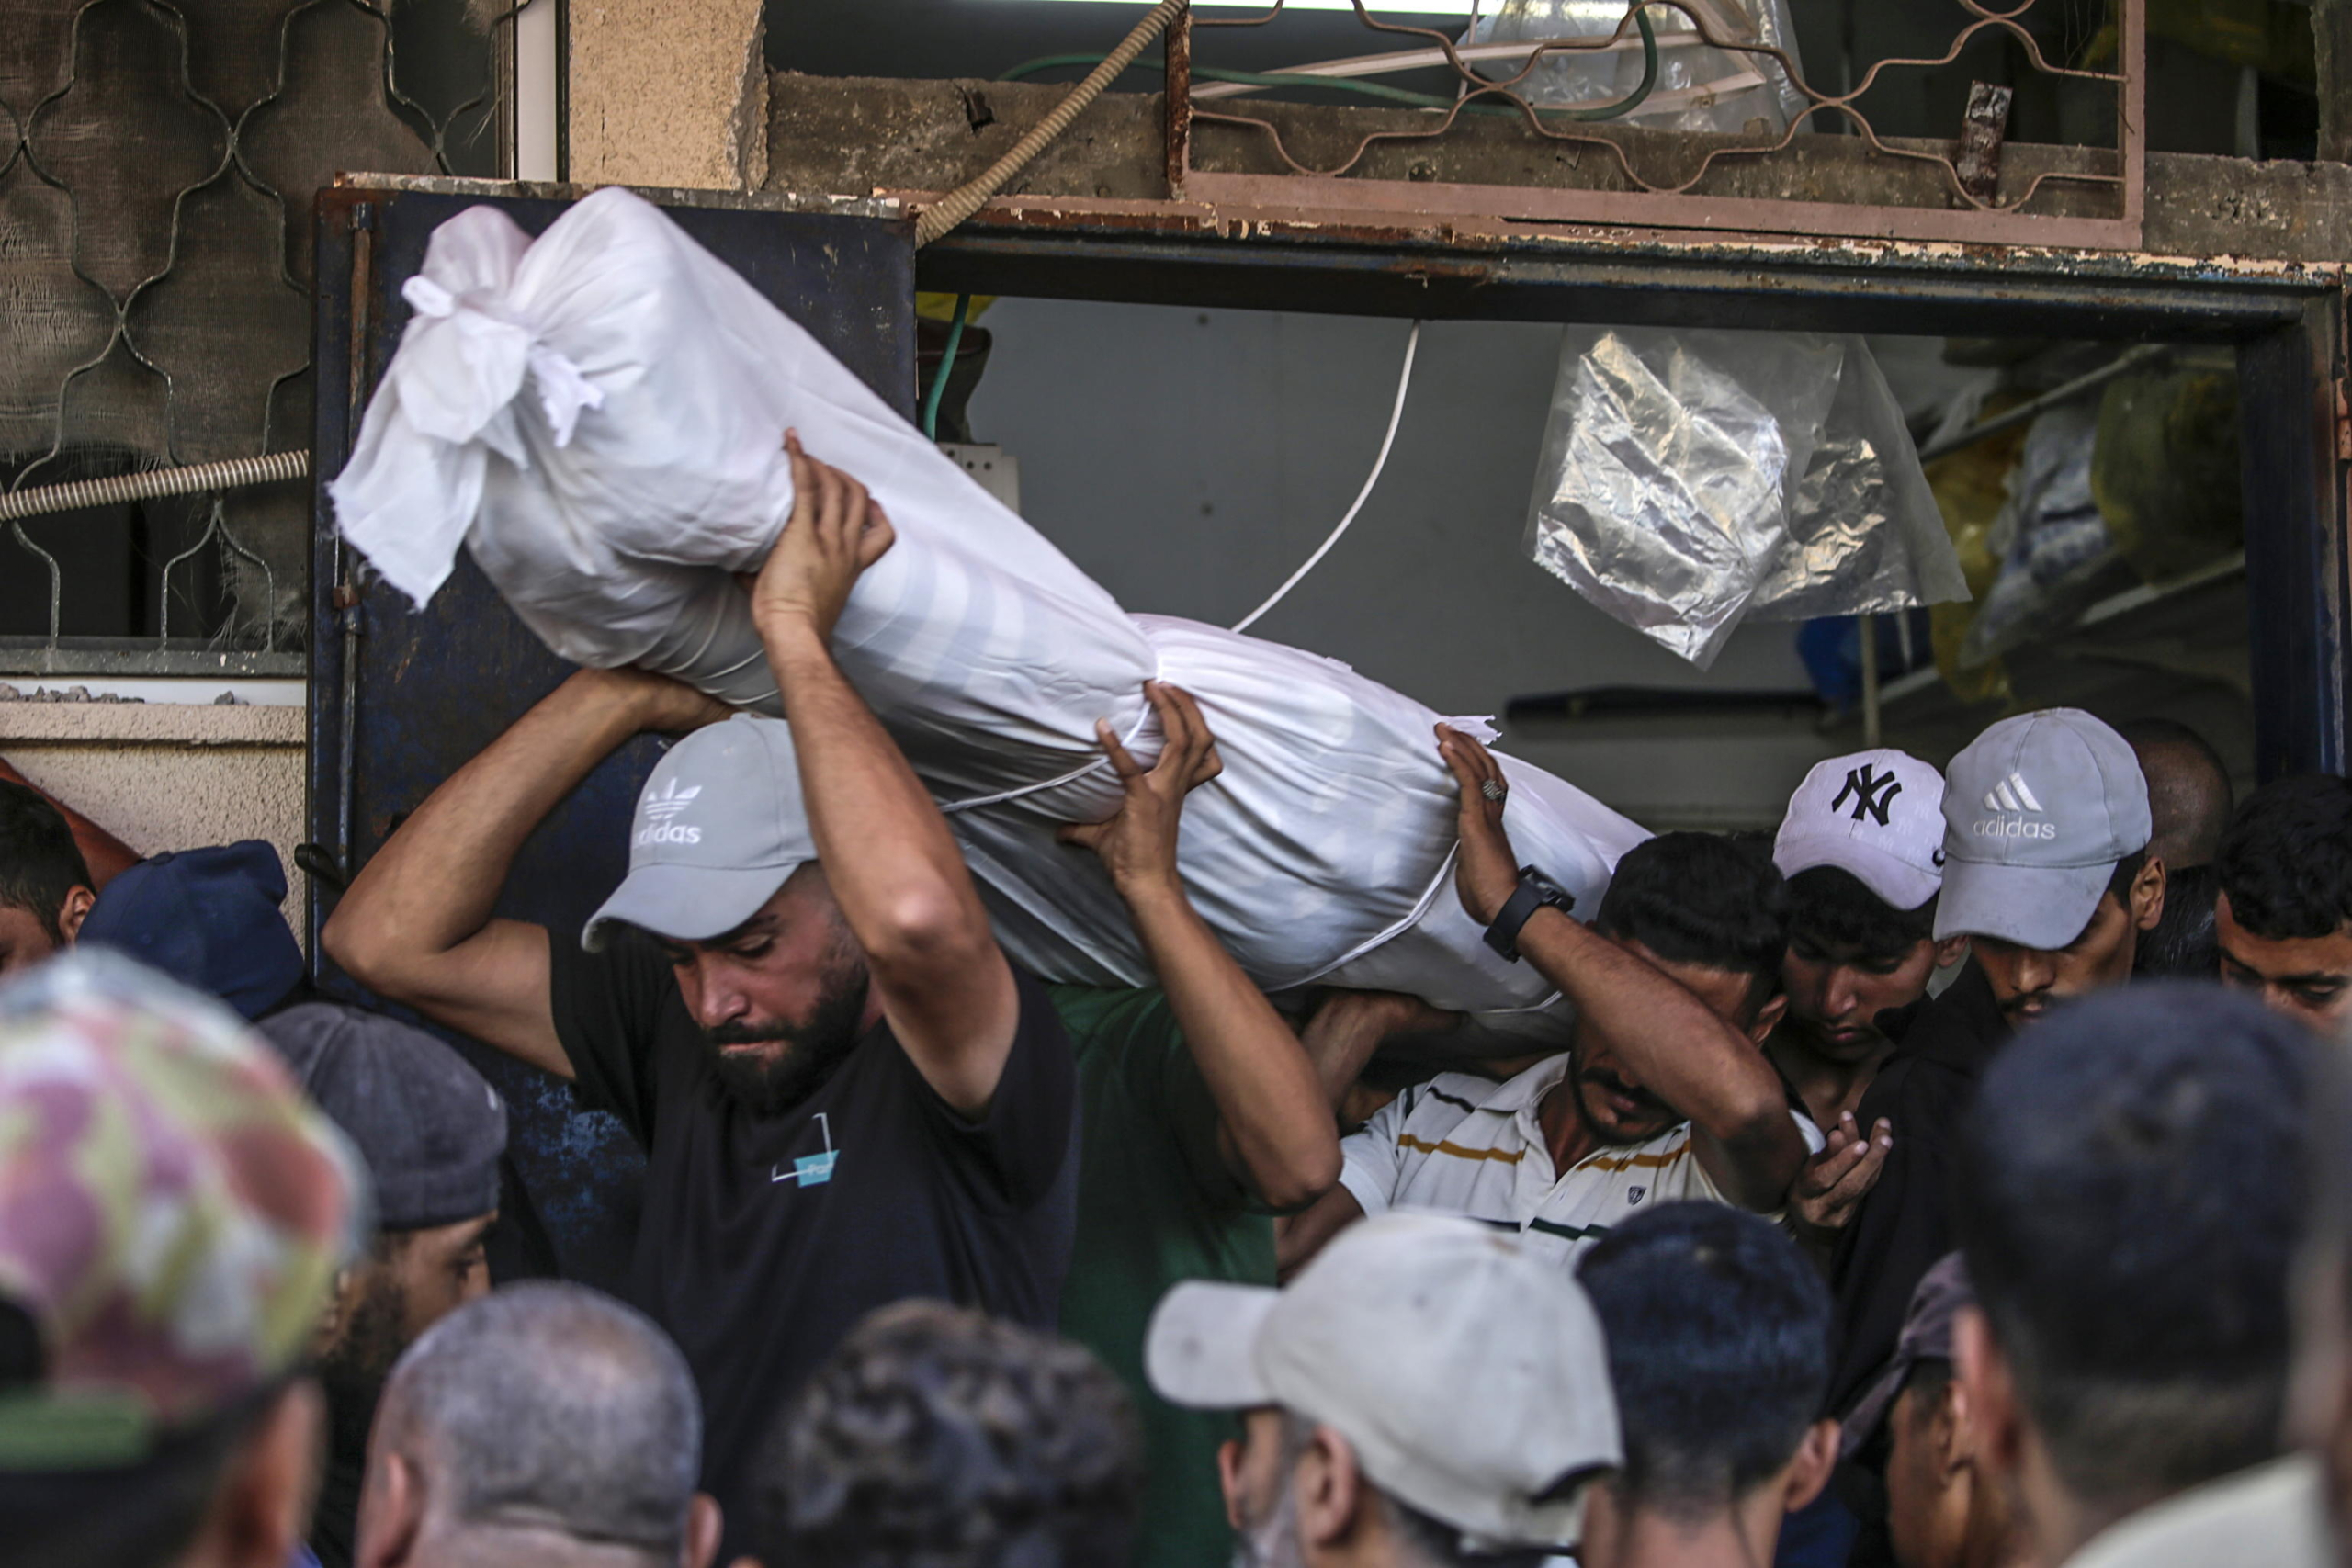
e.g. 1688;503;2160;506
583;715;816;952
1145;1211;1621;1550
1936;708;2151;950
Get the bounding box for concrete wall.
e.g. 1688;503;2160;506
0;700;309;941
568;0;767;190
967;299;1839;829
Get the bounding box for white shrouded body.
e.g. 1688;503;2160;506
332;188;1649;1023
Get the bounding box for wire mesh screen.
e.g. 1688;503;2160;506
1170;0;2143;250
0;0;545;674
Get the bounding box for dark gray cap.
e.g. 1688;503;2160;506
1840;1252;1974;1459
257;1002;506;1231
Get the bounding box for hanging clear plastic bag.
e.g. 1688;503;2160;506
1468;0;1811;137
1747;340;1968;624
1524;327;1963;669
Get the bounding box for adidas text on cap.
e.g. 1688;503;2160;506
1144;1212;1621;1551
1935;708;2151;950
583;715;818;951
1774;750;1947;911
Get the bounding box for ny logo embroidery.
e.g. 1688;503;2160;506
1831;764;1904;827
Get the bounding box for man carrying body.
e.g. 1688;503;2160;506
1052;681;1407;1568
756;1299;1142;1568
1826;708;2161;1429
1148;1210;1623;1568
1279;730;1815;1274
2215;773;2352;1033
325;439;1080;1551
1768;750;1960;1243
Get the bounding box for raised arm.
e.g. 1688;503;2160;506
322;668;726;1076
1058;682;1340;1210
746;434;1016;1118
1271;993;1460;1278
1438;727;1806;1213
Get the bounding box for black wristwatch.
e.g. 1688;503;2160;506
1484;866;1577;963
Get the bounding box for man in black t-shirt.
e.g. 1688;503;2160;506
324;438;1079;1552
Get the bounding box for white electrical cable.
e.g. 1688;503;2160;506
1230;321;1423;636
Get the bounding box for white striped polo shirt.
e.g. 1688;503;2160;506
1337;1054;1822;1268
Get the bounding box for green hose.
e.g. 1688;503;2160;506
922;293;972;442
997;6;1658;123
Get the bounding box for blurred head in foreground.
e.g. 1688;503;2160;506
1955;983;2312;1564
757;1300;1139;1568
356;1280;717;1568
1574;1203;1838;1568
0;952;366;1568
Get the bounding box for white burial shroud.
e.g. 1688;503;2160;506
331;188;1650;1032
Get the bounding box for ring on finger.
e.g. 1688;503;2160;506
1480;780;1507;802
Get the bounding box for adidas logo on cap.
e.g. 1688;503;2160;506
1982;773;2043;814
636;779;703;847
1973;771;2055;840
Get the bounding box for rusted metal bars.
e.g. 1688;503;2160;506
0;0;531;660
1171;0;2147;251
1165;0;1193;199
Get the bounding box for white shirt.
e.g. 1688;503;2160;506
2061;1454;2330;1568
1337;1055;1822;1268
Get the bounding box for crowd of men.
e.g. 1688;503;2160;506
5;442;2352;1568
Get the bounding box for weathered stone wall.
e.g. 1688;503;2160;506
568;0;768;190
763;72;2352;266
0;700;309;942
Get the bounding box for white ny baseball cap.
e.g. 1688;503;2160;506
1935;708;2151;950
1773;749;1947;911
582;715;817;951
1144;1211;1621;1551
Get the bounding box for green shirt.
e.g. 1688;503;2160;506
1051;986;1277;1568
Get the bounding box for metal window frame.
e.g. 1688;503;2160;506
919;218;2346;781
1164;0;2148;251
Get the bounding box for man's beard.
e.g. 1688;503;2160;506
317;1268;410;1461
1231;1479;1305;1568
703;953;872;1118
